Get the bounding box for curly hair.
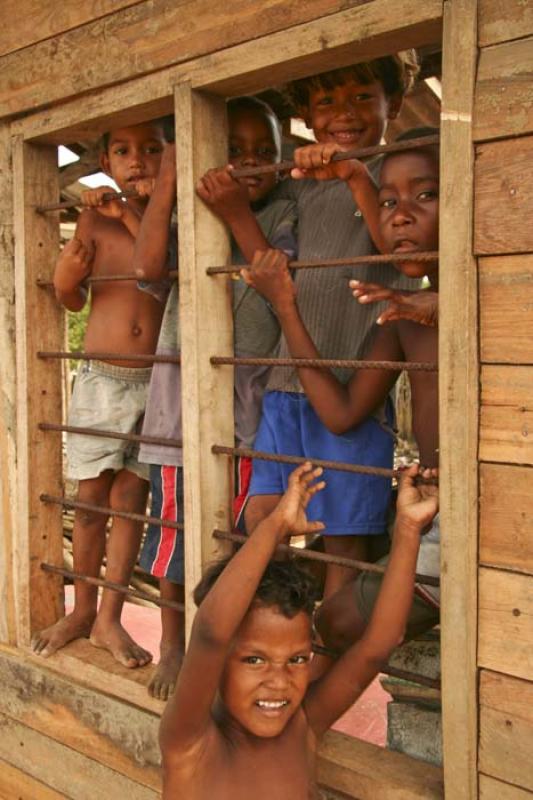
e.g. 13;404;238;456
193;555;319;619
286;50;420;114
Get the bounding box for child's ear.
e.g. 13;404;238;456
99;151;111;176
387;93;403;121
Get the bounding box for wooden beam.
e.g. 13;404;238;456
478;0;533;48
12;136;64;644
10;0;442;144
438;2;479;799
479;670;533;792
478;569;533;682
474;36;533;142
0;758;68;800
480;365;533;465
174;85;233;633
480;774;533;800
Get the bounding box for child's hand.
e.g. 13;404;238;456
396;465;439;534
350;282;439;327
196;166;250;223
54;236;94;290
81;186;125;218
241;249;296;311
272;463;325;540
291;143;368;184
134;177;156;198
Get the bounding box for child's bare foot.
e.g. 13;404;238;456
90;618;152;668
31;610;96;657
148;642;185;701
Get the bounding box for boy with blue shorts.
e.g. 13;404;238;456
244;53;420;601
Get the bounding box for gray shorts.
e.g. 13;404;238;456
66;360;152;481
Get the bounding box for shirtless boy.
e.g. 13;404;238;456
31;120;169;667
159;462;438;799
244;131;441;649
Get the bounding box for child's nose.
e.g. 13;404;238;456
129;149;145;167
392;202;415;226
264;664;290;688
239;151;258;167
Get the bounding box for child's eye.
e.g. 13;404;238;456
379;197;396;209
289;654;310;665
242;655;265;665
317;96;333;106
417;190;438;202
256;147;276;160
113;147;127;156
228;145;242;158
146;145;163;154
354;93;372;102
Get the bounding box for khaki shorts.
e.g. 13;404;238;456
66;360;152;481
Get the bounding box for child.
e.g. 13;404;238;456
31;120;170;668
133;97;296;700
159;461;438;797
244;129;441;650
244;54;421;604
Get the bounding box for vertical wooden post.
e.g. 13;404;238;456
439;1;479;798
13;136;65;645
0;124;17;645
174;84;233;633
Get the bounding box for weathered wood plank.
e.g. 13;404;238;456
0;0;140;57
480;774;533;800
474;37;533;142
0;758;69;800
317;730;444;799
478;0;533;48
479;671;533;793
480;365;533;465
12;137;64;643
0;646;161;789
0;124;17;646
438;2;479;799
480;255;533;364
480;463;533;575
0;712;158;800
174;85;233;633
475;136;533;255
9;0;443;141
478;570;533;682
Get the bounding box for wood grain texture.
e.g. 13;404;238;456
475;136;533;255
474;36;533;142
480;463;533;575
13;138;65;643
480;774;533;800
479;670;533;792
480;255;533;364
480;365;533;465
438;2;479;799
478;569;533;681
0;758;68;800
478;0;533;47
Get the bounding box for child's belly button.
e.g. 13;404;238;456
131;323;142;336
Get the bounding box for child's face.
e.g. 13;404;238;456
220;604;312;738
100;122;166;192
228;110;280;204
378;150;439;280
304;79;401;149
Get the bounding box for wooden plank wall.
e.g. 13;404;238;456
475;0;533;795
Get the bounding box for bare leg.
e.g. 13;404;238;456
90;469;152;668
315;580;368;653
31;472;114;657
148;579;185;700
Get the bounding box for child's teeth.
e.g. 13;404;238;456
257;700;286;709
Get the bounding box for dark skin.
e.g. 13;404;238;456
160;463;438;799
32;124;167;668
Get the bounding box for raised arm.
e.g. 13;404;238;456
350;280;439;327
133;143;176;281
305;465;439;737
242;249;401;434
53;210;95;311
159;464;325;761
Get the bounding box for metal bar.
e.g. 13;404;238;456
40;563;185;612
38;350;181;365
39;422;182;449
36;189;140;214
207;250;439;276
213;529;440;588
37;269;178;289
211;356;437;372
41;493;184;530
230;134;440;179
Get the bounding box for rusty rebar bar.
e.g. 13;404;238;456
211;356;437;372
36;269;179;289
39;422;182;449
40;562;185;612
213;530;439;587
38;350;181;365
207;250;439;275
36;189;140;214
230;134;440;179
41;493;184;530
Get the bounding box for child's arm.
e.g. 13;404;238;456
53;211;95;311
159;464;325;763
291;142;382;250
305;465;439;738
132;144;176;281
196;166;269;261
81;186;141;239
350;280;439;327
242;249;401;435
